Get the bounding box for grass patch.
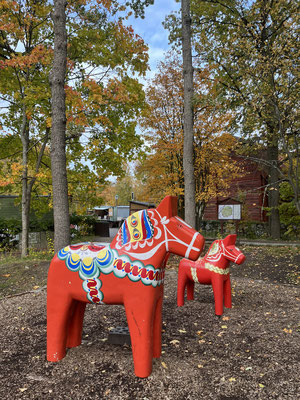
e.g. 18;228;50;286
70;235;105;244
242;245;299;258
0;250;53;265
0;235;98;299
0;259;50;299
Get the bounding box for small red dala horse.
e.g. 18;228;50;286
177;234;245;316
47;196;205;377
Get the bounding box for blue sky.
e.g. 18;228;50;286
127;0;180;81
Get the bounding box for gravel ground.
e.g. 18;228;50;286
0;245;299;399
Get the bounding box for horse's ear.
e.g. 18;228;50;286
223;234;237;246
156;196;178;218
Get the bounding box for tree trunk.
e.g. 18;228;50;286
195;200;205;232
267;144;281;239
181;0;196;228
50;0;70;253
20;104;30;257
273;102;300;216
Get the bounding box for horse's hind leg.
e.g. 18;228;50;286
224;276;232;309
153;294;163;358
186;280;195;301
66;301;87;348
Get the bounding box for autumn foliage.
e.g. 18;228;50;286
137;53;242;222
0;0;149;212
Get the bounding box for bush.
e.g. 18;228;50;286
238;221;268;239
199;220;220;237
0;218;22;248
29;213;54;232
0;214;55;250
70;214;97;238
279;182;300;239
199;220;269;239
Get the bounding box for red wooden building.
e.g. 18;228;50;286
203;156;268;223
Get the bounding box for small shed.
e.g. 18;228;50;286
93;206;111;219
113;206;130;222
93;205;130;228
129;200;156;215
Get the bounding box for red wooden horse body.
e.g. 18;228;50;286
47;196;205;377
177;234;245;316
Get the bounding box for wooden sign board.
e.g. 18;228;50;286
218;204;241;220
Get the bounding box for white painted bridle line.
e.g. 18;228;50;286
185;232;200;258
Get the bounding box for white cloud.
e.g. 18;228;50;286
148;47;167;63
127;0;180;81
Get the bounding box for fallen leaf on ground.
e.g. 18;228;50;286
283;328;292;333
161;361;167;369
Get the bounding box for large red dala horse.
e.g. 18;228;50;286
47;196;205;377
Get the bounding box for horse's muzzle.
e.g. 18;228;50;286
185;232;205;260
235;253;246;264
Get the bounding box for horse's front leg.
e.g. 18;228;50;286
177;262;188;307
47;293;74;361
124;295;155;378
211;275;224;316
